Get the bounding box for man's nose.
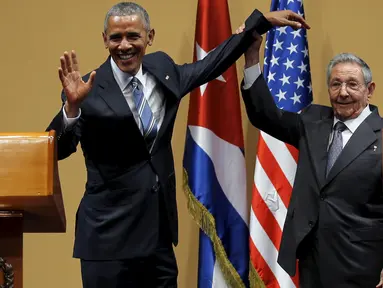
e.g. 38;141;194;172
120;38;132;50
339;83;349;97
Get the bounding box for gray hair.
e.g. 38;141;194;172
326;53;372;86
104;2;151;33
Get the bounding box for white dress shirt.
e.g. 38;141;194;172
329;105;371;148
242;63;372;149
63;58;167;138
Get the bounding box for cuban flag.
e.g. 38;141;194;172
183;0;249;287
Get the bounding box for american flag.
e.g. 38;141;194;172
249;0;312;287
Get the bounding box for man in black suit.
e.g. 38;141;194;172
241;33;383;287
47;2;308;287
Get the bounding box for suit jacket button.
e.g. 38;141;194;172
320;195;325;201
308;221;314;227
152;183;160;194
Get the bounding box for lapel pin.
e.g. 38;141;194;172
373;145;377;151
165;75;169;80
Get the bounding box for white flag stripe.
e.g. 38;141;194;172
250;209;296;288
261;132;297;187
251;1;311;285
189;125;248;225
254;156;288;230
212;262;230;288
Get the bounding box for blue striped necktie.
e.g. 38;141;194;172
130;77;158;149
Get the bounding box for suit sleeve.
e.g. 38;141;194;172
46;91;82;160
177;9;272;96
241;74;303;148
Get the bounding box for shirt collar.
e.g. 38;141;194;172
333;105;371;133
110;57;145;91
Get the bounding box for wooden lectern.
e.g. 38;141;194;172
0;131;66;288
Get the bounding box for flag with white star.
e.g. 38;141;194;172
263;0;312;112
183;0;249;287
249;0;313;287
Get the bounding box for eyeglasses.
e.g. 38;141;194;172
329;81;367;93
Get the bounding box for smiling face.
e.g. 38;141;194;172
103;14;154;75
328;62;375;121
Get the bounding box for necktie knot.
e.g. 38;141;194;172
334;121;347;132
130;77;140;90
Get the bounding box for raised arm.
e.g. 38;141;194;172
241;33;303;148
46;51;95;160
178;9;310;96
59;50;96;117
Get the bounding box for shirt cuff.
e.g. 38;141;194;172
62;106;81;129
243;63;261;90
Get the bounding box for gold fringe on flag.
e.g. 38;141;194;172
249;261;266;288
183;169;246;288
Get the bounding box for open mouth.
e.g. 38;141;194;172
118;53;135;61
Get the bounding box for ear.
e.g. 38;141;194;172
102;32;108;48
367;81;376;100
147;29;155;46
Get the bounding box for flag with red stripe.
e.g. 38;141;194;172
183;0;249;287
249;0;313;287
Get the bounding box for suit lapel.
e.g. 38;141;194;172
96;58;133;118
155;102;179;153
93;56;182;153
143;60;180;153
94;58;146;150
143;57;179;97
305;117;333;189
326;109;382;184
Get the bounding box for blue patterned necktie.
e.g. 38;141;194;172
130;77;158;149
326;121;347;176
